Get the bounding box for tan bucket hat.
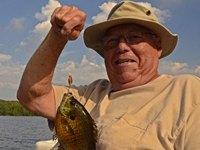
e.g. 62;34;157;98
84;1;178;59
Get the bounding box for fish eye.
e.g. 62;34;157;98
70;100;76;106
70;115;75;120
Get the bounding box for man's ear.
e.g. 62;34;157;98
155;37;162;58
155;36;162;51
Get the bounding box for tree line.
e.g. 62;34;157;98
0;99;37;116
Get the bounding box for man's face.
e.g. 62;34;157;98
103;24;162;91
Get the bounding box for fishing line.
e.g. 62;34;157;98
3;33;35;53
66;47;73;87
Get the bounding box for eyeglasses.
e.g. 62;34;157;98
102;31;157;48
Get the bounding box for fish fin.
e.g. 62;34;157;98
52;127;58;141
50;141;60;150
58;144;65;150
92;119;98;143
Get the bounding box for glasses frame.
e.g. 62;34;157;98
102;30;157;49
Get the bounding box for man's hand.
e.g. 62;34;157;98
50;5;86;41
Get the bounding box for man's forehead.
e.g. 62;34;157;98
105;23;152;35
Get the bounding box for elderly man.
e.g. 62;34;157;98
17;1;200;149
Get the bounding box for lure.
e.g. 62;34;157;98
68;74;73;85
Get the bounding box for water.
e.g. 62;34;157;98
0;116;53;150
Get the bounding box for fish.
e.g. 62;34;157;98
54;93;98;150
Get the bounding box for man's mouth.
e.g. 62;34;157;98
116;59;135;64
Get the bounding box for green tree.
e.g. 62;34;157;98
0;99;37;116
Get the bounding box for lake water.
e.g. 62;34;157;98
0;116;53;150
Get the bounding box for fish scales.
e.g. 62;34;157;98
55;93;98;150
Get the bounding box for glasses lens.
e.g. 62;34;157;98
102;31;145;48
103;36;118;47
126;31;143;44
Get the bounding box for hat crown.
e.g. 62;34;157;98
108;1;158;23
84;1;178;59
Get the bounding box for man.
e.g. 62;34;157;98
17;1;200;149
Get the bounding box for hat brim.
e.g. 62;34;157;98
84;17;178;59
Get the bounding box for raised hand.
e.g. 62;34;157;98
50;5;86;41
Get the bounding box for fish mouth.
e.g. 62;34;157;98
116;59;135;64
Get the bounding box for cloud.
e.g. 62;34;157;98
15;48;23;53
60;51;75;57
158;61;200;77
0;61;25;100
137;2;171;23
91;2;171;24
60;61;76;72
20;41;27;46
9;17;25;30
33;0;61;35
85;49;98;64
35;0;61;21
80;55;89;66
92;2;117;24
194;66;200;74
0;54;12;62
20;0;61;57
52;54;107;86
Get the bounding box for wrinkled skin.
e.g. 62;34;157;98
104;24;162;92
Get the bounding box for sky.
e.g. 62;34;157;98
0;0;200;100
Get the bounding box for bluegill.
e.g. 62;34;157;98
54;93;98;150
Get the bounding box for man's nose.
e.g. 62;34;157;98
116;37;129;53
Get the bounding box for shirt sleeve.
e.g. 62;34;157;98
184;103;200;150
183;75;200;149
